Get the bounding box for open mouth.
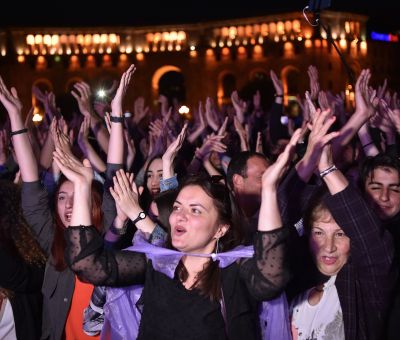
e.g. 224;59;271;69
174;225;187;236
321;256;337;265
65;212;72;222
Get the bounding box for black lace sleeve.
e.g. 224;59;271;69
65;226;146;286
239;227;290;301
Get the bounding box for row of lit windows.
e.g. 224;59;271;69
17;39;368;70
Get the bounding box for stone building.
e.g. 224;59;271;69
0;9;398;120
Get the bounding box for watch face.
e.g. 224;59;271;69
139;212;146;219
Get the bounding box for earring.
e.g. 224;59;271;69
215;238;220;254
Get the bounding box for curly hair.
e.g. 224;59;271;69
0;180;46;298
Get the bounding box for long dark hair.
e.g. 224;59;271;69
51;176;103;271
0;180;46;298
140;155;163;212
173;174;243;301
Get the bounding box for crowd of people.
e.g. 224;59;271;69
0;61;400;340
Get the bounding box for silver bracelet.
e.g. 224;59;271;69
319;165;338;178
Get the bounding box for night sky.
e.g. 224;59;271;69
0;0;398;32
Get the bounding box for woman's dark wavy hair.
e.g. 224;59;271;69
52;175;103;271
173;174;244;301
0;180;46;298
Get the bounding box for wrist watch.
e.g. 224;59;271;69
132;211;146;225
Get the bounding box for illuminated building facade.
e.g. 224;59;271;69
0;10;398;117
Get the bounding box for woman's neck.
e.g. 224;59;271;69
181;255;210;289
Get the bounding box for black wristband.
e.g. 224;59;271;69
110;116;124;123
10;128;28;137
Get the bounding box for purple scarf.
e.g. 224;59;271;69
101;232;291;340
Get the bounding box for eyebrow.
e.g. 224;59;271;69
174;200;208;211
368;181;400;187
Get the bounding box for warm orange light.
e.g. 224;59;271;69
238;46;246;55
206;48;214;57
261;23;268;36
119;54;128;61
292;20;301;32
253;45;262;54
136;53;144;61
44;35;52;45
221;47;230;56
26;35;35;45
269;22;277;34
34;35;43;44
285;21;292;32
277;21;285;35
17;55;25;63
314;39;321;48
305;39;312;48
189;50;197;58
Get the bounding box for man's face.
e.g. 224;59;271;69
364;166;400;220
239;156;269;199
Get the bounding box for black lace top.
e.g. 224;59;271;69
65;226;290;339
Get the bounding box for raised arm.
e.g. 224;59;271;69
0;76;39;182
78;116;106;173
108;64;136;165
72;81;109;153
162;122;187;180
54;145;147;286
240;129;302;301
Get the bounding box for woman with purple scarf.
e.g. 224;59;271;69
59;65;299;340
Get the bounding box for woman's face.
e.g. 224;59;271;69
146;158;163;197
309;210;350;276
169;185;227;254
56;180;74;228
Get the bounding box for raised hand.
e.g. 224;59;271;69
205;98;220;131
110;169;142;221
270;70;284;96
231;91;247;124
53;148;93;186
78;115;90;147
195;134;227;161
133;96;149;124
111;64;136;116
354;69;379;118
217;116;229;136
296;109;340;182
233;115;249;151
307;65;320;101
162;122;188;179
71;82;94;117
0;76;23;117
32;86;59;119
305;91;317;121
262;128;302;191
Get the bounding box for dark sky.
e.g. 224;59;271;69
1;0;399;32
